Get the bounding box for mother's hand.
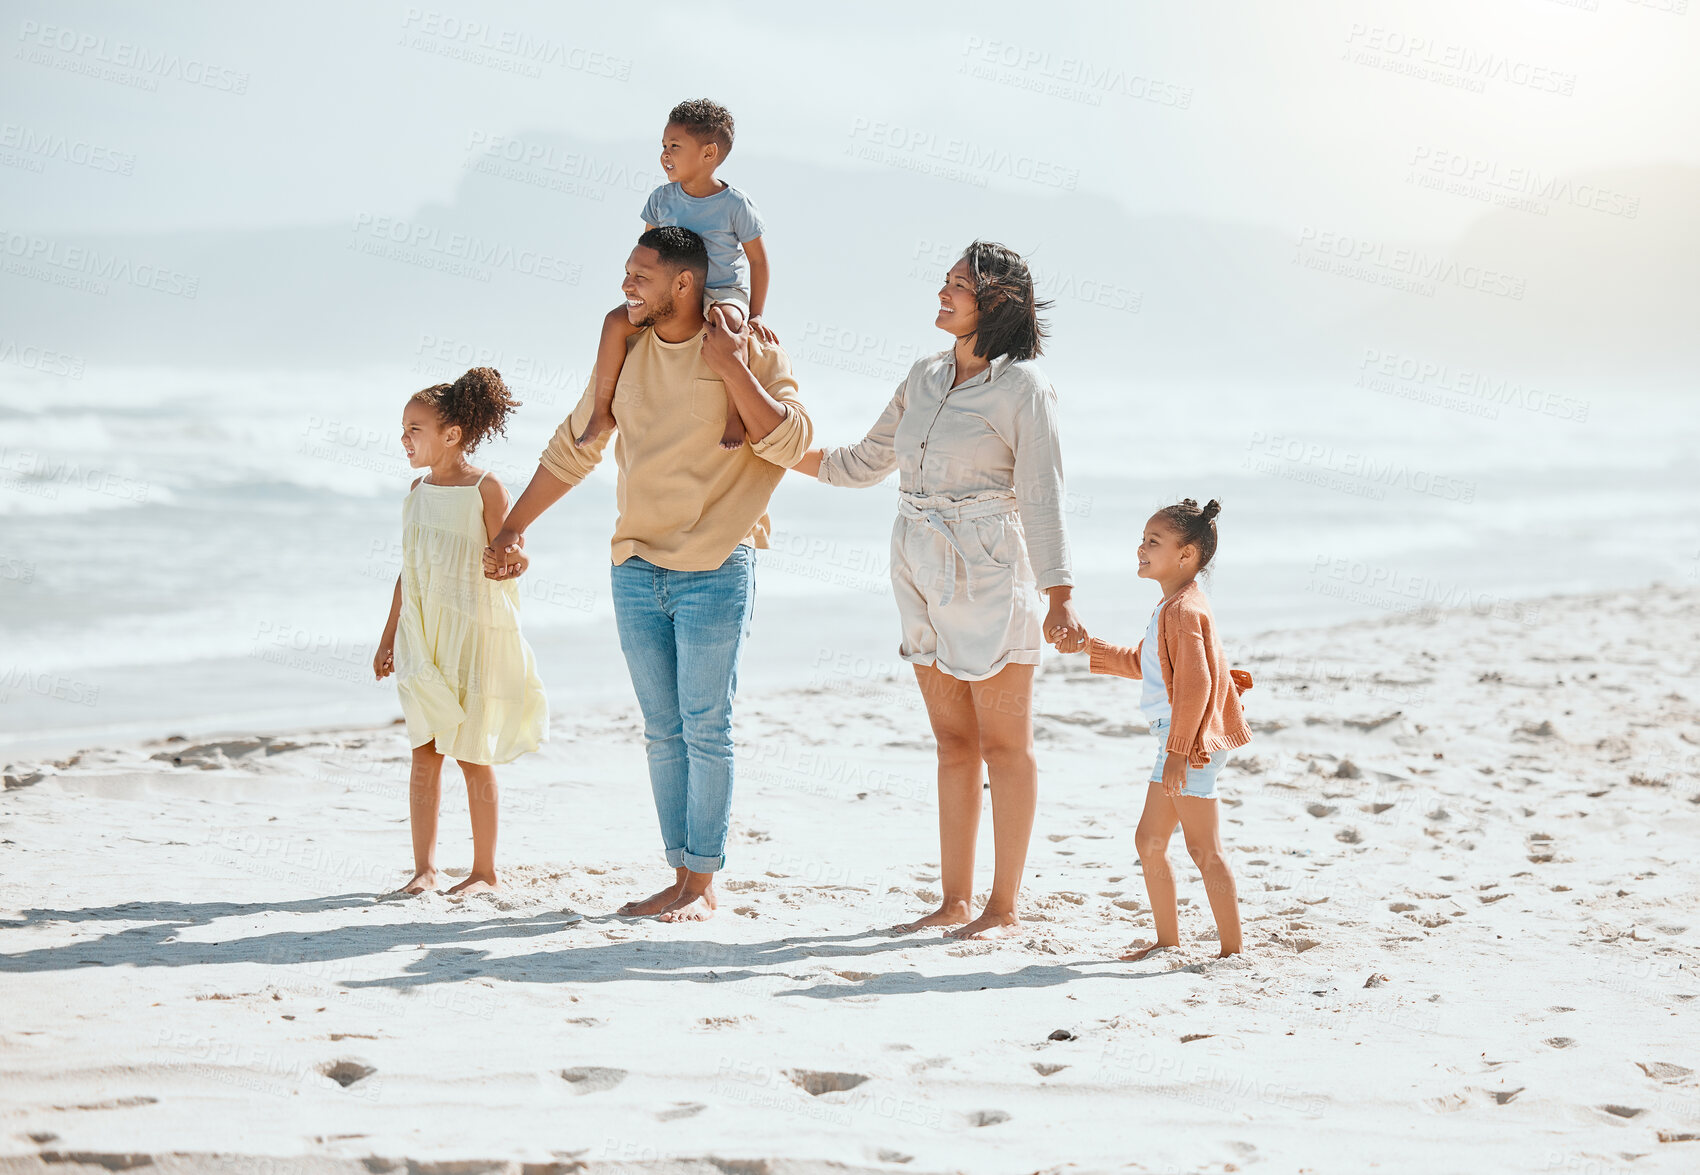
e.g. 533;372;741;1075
1044;588;1087;653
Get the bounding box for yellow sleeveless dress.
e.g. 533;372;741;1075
394;471;548;765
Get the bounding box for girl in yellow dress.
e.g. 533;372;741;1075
373;367;548;895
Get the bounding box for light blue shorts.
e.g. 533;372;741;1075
1148;718;1223;799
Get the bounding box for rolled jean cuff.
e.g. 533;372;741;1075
681;849;725;874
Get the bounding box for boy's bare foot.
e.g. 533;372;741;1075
657;881;717;923
617;883;683;917
892;899;972;934
575;407;616;448
947;909;1019;940
1120;939;1180;962
396;869;439;896
719;414;746;450
446;874;499;896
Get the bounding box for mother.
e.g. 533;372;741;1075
790;241;1085;940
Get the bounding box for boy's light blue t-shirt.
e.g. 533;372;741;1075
641;181;766;294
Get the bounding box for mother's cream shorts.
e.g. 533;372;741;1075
890;493;1045;682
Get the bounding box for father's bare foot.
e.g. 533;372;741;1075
893;899;972;934
657;882;717;923
947;909;1019;940
1120;939;1180;962
617;883;682;916
395;869;439;896
446;873;499;896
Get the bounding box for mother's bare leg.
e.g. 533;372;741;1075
894;664;980;932
949;663;1036;940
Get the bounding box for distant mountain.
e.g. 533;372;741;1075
3;135;1691;393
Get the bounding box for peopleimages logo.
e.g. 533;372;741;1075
0;231;200;298
349;214;578;284
1293;227;1526;301
15;20;251;93
846;117;1080;191
0;123;136;174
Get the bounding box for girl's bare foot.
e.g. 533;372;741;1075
719;415;745;450
893;899;972;934
947;909;1019;940
575;408;616;448
446;873;499;896
396;870;439;896
1120;939;1180;962
618;883;683;917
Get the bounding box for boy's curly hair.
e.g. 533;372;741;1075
668;98;735;159
411;366;520;454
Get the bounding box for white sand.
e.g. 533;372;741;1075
2;583;1698;1173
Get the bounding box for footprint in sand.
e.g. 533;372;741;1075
560;1066;626;1094
966;1109;1011;1127
787;1069;869;1096
1600;1104;1646;1119
1636;1061;1693;1082
1032;1063;1068;1077
317;1060;376;1087
655;1102;705;1121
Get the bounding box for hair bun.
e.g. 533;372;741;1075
1200;499;1221;523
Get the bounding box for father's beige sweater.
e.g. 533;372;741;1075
538;326;812;571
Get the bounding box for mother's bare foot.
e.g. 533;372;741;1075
946;910;1019;940
657;884;717;923
446;874;499;896
395;869;439;896
618;883;683;917
892;899;972;934
1120;939;1179;962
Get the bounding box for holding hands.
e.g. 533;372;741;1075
702;303;752;377
1044;590;1088;654
483;530;528;581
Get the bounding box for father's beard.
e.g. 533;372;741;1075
635;292;676;332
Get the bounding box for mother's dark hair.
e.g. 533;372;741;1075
962;240;1052;362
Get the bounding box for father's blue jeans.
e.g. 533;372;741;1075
610;544;755;873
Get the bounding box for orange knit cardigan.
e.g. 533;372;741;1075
1087;579;1253;767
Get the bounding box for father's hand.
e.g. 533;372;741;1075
702;304;750;377
483;528;526;580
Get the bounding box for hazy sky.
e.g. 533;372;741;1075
4;0;1695;239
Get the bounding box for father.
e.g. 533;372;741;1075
483;226;813;922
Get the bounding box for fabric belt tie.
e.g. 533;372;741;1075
897;490;1017;607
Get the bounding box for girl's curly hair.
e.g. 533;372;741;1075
1157;498;1222;572
410;366;520;454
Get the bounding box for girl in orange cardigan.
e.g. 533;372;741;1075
1060;498;1252;959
